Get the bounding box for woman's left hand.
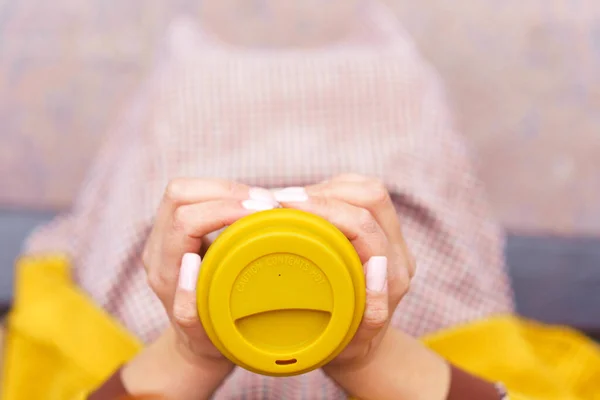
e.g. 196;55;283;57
273;174;416;372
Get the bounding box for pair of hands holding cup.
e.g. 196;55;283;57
124;174;415;399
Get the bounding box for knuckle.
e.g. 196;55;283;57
316;197;338;220
389;271;411;300
147;269;170;293
322;196;337;213
363;298;388;330
367;180;390;207
164;178;188;204
172;207;190;234
389;243;415;278
357;209;378;234
222;180;240;197
394;282;410;299
173;301;200;329
310;194;332;211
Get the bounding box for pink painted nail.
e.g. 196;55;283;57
242;199;276;211
366;256;388;292
249;187;278;205
178;253;201;291
273;187;308;202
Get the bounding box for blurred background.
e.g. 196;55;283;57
0;1;599;334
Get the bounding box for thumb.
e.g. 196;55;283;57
173;253;202;329
354;256;389;342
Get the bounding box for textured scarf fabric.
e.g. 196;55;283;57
25;3;513;398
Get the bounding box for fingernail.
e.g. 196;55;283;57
366;256;388;292
178;253;201;291
242;199;277;211
273;187;308;202
249;187;278;205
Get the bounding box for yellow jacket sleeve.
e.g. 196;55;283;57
423;315;600;399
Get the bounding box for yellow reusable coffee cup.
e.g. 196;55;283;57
197;208;365;376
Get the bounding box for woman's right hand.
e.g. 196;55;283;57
122;178;278;398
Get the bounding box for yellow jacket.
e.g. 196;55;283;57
2;256;600;399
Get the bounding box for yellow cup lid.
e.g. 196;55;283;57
197;208;365;376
